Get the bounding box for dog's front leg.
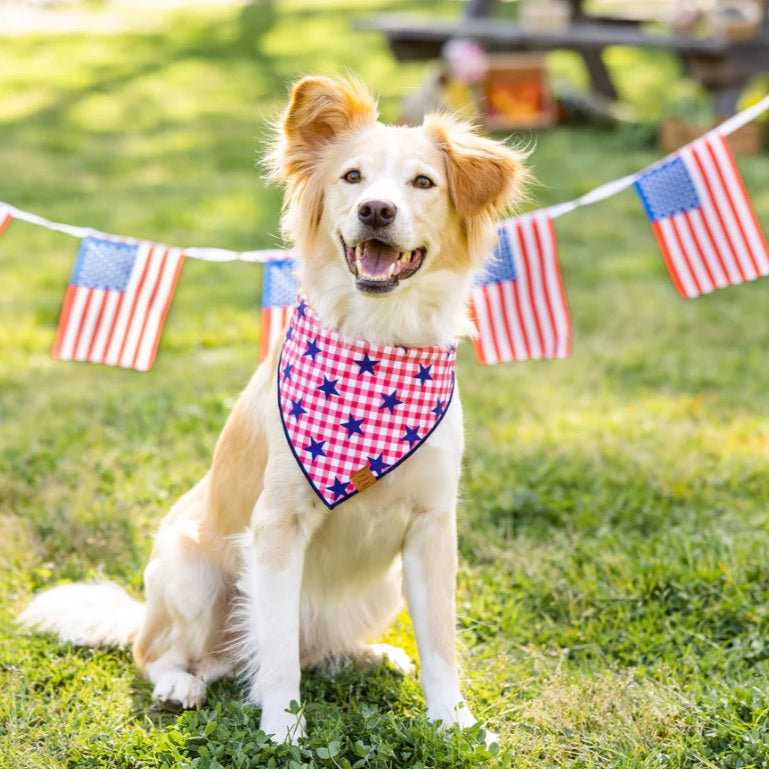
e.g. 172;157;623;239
242;496;308;744
403;507;496;743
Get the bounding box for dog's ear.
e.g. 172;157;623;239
268;76;378;182
424;113;529;221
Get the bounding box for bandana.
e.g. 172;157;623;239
277;298;456;508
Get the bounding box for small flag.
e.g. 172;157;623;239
469;213;571;363
635;132;769;298
0;205;12;236
52;236;184;371
260;258;298;360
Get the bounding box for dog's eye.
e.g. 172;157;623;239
342;169;362;184
413;175;435;189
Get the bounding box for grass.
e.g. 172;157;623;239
2;1;769;767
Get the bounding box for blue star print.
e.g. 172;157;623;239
327;477;351;501
282;363;294;380
304;437;326;461
379;390;403;414
401;425;421;449
317;376;340;399
354;353;380;377
414;364;433;385
340;412;365;437
297;299;307;318
432;400;445;418
289;398;307;420
303;338;321;361
367;453;389;475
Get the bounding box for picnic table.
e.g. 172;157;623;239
364;0;769;117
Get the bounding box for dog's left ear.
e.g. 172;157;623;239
424;114;529;221
268;76;378;183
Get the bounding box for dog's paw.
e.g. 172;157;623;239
365;643;415;675
427;702;499;748
151;671;206;709
260;706;306;745
427;700;477;731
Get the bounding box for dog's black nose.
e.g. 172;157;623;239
358;200;397;228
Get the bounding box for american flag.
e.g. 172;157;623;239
469;213;571;363
0;205;11;236
52;236;184;371
260;258;298;360
635;133;769;298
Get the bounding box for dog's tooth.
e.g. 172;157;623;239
386;262;396;279
355;257;363;276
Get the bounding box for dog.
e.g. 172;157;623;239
19;75;528;744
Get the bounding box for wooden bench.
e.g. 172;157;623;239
364;0;769;117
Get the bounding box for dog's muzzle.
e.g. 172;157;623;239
342;238;426;295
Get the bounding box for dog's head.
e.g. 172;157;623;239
266;76;528;343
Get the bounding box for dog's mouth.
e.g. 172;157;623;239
342;238;426;295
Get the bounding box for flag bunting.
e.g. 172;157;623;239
52;236;185;372
470;213;570;363
1;93;768;369
260;259;299;361
635;133;769;297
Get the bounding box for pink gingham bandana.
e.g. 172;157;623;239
278;298;456;508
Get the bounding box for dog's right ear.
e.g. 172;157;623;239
267;76;378;183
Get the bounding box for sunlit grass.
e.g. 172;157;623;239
2;1;769;767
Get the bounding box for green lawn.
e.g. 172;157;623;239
2;2;769;767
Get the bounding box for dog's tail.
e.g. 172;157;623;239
17;582;145;649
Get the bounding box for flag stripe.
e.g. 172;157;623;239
469;290;495;364
84;290;109;361
0;208;11;236
139;248;185;372
514;220;544;358
90;291;121;363
59;287;90;360
697;141;758;279
500;278;526;358
259;305;292;360
470;213;571;363
710;136;769;274
531;215;559;356
671;215;707;294
75;288;105;361
129;246;169;369
655;219;697;297
117;245;159;367
521;218;551;357
686;142;743;278
104;292;129;366
51;285;78;359
687;208;730;287
702;138;759;276
488;282;514;361
540;216;572;357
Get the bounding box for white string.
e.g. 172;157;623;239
2;94;768;245
537;93;769;223
1;202;287;263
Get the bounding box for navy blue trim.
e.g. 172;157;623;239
277;332;456;510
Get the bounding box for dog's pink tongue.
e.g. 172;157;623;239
361;240;400;276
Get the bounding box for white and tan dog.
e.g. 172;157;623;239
19;76;527;744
